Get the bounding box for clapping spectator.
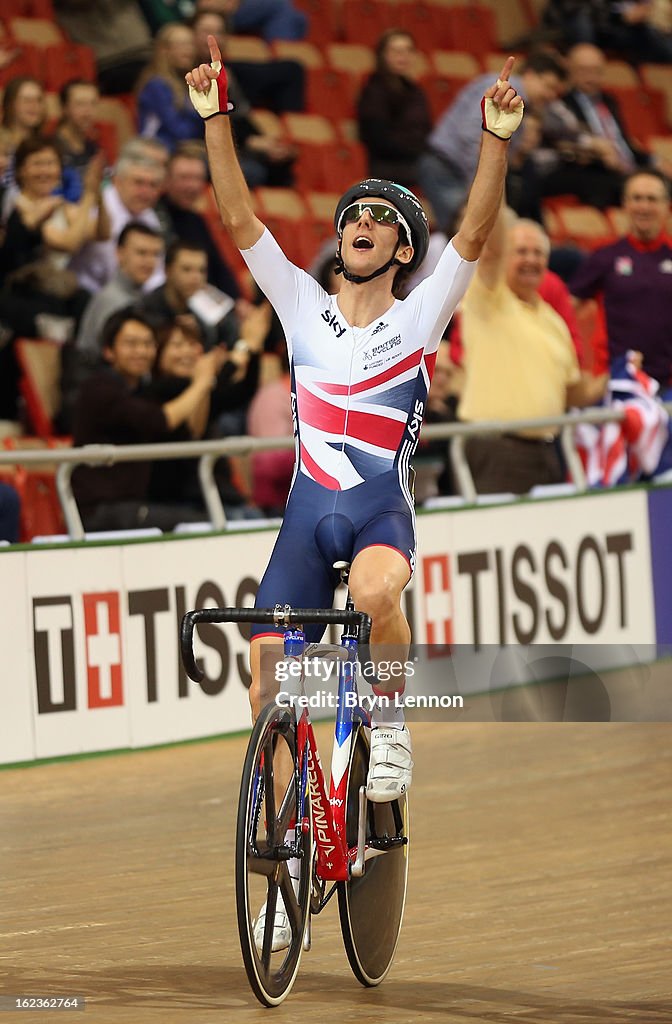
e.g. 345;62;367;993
54;80;103;202
147;317;258;516
69;142;166;293
71;307;227;532
137;24;205;152
356;30;433;189
0;137;110;342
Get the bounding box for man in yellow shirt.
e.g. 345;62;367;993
458;208;606;493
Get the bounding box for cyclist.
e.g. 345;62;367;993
186;38;522;806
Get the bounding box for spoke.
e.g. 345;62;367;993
279;867;302;937
247;853;277;878
261;881;279;963
262;735;276;841
276;779;297;838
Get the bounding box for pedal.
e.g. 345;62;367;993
351;785;368;877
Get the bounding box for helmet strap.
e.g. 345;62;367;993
335;238;402;285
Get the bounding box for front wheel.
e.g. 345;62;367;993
337;727;410;986
235;702;311;1007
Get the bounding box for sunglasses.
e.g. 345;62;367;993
338;202;412;245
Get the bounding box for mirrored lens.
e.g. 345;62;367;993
342;203;400;226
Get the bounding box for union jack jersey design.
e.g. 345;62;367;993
242;229;476;492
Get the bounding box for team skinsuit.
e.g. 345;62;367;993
242;180;477;642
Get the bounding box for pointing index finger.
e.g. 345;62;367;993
498;56;515;82
208;34;223;67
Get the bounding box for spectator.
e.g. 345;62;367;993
191;9;298;187
420;337;462;497
71;307;226;532
157;144;240;298
356;29;433;189
0;136;109;343
246;348;294;514
541;0;672;63
54;80;103;202
139;238;238;347
203;0;309;41
147;316;260;516
0;481;20;543
54;0;153;95
120;136;171;175
0;129;13;232
458;209;607;494
538;43;668;210
60;222;165;431
0;77;47;203
137;24;206;153
75;222;165;358
570;170;672;386
192;9;304;114
308;238;340;294
69;144;166;293
418;51;566;229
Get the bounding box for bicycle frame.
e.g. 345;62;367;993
289;629;370;882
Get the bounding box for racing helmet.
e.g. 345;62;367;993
334;178;430;275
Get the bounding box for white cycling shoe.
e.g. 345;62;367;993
253;890;291;954
366;726;413;803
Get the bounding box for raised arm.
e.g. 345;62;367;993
186;34;265;251
453;58;524;263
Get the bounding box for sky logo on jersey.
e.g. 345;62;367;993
321;309;347;338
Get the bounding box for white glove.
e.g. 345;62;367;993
188;61;234;119
481;80;524;140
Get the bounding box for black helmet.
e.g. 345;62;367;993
334;178;430;276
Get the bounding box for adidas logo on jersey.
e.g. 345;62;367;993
371;321;387;336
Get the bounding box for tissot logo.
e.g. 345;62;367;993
34;593;123;713
32;579;257;715
84;593;123;708
422;555;453;648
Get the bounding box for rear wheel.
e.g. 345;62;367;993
235;702;311;1007
337;727;410;986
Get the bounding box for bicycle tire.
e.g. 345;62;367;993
337;726;410;986
235;702;311;1007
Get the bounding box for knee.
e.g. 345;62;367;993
350;574;401;625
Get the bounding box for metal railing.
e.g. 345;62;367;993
0;403;669;541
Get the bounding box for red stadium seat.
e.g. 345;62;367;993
44;44;97;92
441;5;498;59
307;67;361;119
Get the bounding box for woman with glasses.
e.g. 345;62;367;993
185;36;523;946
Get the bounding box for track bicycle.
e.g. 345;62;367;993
180;562;410;1007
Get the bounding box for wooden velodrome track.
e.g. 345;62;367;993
2;683;671;1024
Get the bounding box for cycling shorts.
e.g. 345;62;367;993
251;470;416;643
